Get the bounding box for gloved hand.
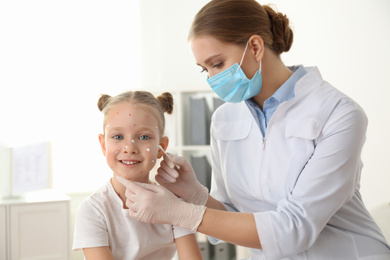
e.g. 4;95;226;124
116;176;206;231
155;153;209;206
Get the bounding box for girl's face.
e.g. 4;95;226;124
190;35;258;79
99;102;167;183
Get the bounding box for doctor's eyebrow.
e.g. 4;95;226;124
198;54;223;66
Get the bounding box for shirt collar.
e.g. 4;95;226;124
272;65;307;103
246;65;307;108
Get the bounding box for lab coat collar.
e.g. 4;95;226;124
294;67;323;97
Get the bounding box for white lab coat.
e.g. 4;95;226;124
209;67;390;259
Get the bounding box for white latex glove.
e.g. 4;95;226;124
116;176;206;231
155;153;209;206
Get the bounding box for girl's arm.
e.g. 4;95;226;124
83;247;114;260
175;234;203;260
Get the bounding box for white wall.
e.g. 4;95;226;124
1;0;389;221
0;0;141;192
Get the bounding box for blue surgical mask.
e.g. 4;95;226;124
207;43;262;103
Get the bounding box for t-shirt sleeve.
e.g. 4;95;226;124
172;225;195;239
72;199;109;251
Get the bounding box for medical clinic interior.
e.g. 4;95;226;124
0;0;389;259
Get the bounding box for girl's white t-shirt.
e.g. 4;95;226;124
73;180;192;260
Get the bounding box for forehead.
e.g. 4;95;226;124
190;36;241;64
106;102;159;125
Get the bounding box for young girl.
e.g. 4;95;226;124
72;91;202;259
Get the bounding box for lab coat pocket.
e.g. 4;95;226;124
213;118;253;141
285;118;323;140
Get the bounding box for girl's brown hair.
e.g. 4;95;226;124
188;0;293;55
97;91;174;136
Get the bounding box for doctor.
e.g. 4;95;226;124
117;0;390;259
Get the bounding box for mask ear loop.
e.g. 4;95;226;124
236;41;250;73
259;60;262;74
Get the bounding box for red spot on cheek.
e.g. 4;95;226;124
117;112;119;115
134;124;136;126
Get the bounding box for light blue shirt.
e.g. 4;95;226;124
246;65;307;137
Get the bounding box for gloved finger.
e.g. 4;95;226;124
127;199;138;210
125;189;137;203
159;160;180;179
155;171;176;184
125;199;133;209
167;153;192;171
116;176;147;194
133;181;162;193
127;203;139;218
162;153;175;169
157;162;178;182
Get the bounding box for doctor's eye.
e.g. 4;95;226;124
200;67;208;73
213;62;223;69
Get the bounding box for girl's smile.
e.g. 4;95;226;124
99;102;166;184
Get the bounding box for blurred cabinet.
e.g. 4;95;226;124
0;205;6;260
164;89;224;165
0;191;70;260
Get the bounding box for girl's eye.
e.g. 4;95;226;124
113;135;124;140
139;135;150;141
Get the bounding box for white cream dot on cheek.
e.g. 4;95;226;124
151;160;155;163
132;139;135;143
146;148;150;152
126;146;129;150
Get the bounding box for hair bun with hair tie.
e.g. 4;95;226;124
157;92;174;115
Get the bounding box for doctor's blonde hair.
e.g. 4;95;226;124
188;0;293;56
97;91;173;136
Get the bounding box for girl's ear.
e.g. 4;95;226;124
157;136;169;159
248;34;264;63
98;134;107;156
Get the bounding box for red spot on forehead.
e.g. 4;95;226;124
117;112;119;115
129;114;131;116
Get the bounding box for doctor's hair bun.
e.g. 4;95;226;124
189;0;294;56
156;92;174;115
97;94;111;112
263;5;293;54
